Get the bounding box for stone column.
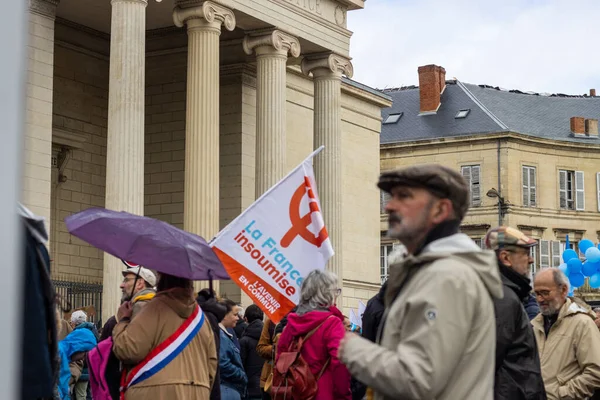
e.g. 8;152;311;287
243;30;300;196
103;0;147;322
23;0;59;229
301;53;353;282
173;2;235;292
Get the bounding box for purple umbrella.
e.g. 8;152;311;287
65;208;230;280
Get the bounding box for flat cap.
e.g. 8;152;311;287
378;164;470;220
485;226;537;251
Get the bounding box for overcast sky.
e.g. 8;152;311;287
347;0;600;95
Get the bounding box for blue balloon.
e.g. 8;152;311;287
562;249;578;262
569;272;585;288
567;258;583;274
582;261;598;277
590;273;600;289
558;262;569;276
579;239;594;254
586;247;600;263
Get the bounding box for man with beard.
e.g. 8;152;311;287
532;268;600;400
338;164;503;400
484;227;546;400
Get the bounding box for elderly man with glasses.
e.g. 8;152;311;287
484;227;546;400
533;268;600;400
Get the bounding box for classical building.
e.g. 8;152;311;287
24;0;391;321
379;65;600;293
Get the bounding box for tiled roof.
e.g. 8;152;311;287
381;81;600;144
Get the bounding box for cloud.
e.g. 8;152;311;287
348;0;600;95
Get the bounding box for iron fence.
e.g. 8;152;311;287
53;279;103;325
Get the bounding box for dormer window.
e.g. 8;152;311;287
383;113;403;124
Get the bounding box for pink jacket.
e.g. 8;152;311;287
276;306;351;400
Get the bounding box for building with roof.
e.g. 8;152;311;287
23;0;391;321
379;64;600;290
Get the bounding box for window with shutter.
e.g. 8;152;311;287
461;165;481;207
540;240;550;268
559;170;576;210
380;244;393;284
575;171;585;211
523;166;537;207
551;241;561;267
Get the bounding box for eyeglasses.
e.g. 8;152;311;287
534;288;556;299
332;288;341;296
122;277;135;284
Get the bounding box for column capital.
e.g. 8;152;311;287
173;1;236;31
243;30;301;58
301;53;354;79
29;0;59;18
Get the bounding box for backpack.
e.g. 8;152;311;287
271;316;333;400
87;337;121;400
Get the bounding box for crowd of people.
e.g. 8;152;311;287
41;163;600;400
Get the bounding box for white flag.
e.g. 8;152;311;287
358;300;366;323
210;147;333;323
349;309;362;328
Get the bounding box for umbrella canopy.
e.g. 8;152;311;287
65;208;229;280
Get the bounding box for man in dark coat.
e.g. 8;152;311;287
240;305;265;400
350;281;388;400
485;226;547;400
197;289;228;400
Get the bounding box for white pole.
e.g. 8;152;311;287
0;0;27;398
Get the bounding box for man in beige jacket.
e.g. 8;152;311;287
339;165;503;400
532;268;600;400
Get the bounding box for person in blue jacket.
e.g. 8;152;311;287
219;299;248;400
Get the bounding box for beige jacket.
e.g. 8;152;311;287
531;298;600;400
341;233;503;400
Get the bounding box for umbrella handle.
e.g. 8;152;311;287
208;270;214;298
128;265;142;302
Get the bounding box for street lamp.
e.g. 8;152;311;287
486;188;507;226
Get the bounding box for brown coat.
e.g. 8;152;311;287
113;287;218;400
257;318;275;389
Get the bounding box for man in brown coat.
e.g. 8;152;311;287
113;274;217;400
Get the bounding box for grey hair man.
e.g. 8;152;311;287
532;268;600;399
339;164;503;400
120;266;156;318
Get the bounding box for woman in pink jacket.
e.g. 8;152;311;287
275;269;352;399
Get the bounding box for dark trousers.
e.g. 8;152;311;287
261;390;271;400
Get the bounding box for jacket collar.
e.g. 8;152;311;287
532;297;593;332
498;263;531;300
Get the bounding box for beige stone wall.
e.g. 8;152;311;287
505;139;600;242
50;25;109;281
143;50;187;229
380;134;600;276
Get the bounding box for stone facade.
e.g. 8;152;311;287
25;0;391;320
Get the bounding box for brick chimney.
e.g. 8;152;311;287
570;117;585;134
418;64;446;114
585;119;598;136
591;89;596;97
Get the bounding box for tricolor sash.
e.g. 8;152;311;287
120;305;204;398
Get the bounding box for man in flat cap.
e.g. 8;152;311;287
339;164;503;400
484;227;546;400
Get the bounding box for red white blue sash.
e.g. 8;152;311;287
120;305;204;397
